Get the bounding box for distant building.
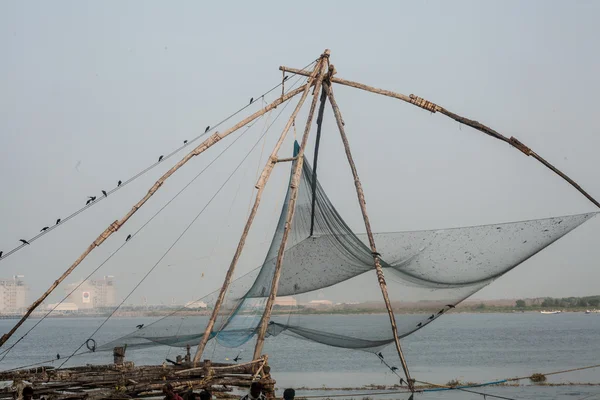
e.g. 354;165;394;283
0;276;28;312
185;300;208;309
307;300;333;308
274;296;297;307
47;303;79;312
64;276;116;309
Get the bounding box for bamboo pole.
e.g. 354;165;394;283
280;65;600;210
309;85;328;236
252;50;330;361
192;59;324;365
0;84;309;349
324;79;414;391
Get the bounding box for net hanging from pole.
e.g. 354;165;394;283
100;141;597;354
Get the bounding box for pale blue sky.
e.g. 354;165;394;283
1;1;600;305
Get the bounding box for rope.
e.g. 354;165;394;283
0;60;318;263
415;379;518;400
506;363;600;381
54;78;302;370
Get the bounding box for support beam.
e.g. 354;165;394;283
281;66;600;209
253;50;330;361
0;83;310;349
192;59;325;365
324;80;414;391
310;85;328;236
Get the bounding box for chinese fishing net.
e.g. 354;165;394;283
100;141;596;353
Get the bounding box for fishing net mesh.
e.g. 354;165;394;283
100;141;596;354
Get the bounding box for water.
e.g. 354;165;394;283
1;312;599;399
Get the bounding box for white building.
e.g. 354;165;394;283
0;276;28;312
274;296;297;307
185;300;208;309
307;300;333;308
64;276;116;309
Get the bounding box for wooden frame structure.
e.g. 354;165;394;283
2;49;598;397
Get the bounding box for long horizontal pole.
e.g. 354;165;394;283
0;84;309;349
280;66;600;209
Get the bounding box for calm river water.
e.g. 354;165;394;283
1;313;599;400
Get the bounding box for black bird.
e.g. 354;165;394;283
20;239;30;245
126;234;132;242
136;324;144;329
437;309;445;315
183;140;188;144
56;354;60;360
428;314;435;320
0;251;3;258
249;97;253;104
205;126;210;133
158;155;164;162
86;198;92;205
284;75;289;81
446;304;456;308
117;180;122;187
56;218;61;225
399;378;405;385
391;366;398;372
165;358;181;366
102;190;107;197
417;322;422;327
377;352;384;360
233;349;243;362
40;227;49;232
88;196;96;201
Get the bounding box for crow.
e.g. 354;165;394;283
136;324;144;329
40;227;49;232
183;140;188;144
126;234;132;242
158;155;164;162
20;239;30;245
117;180;122;187
284;75;289;81
377;352;384;360
391;366;398;372
399;378;405;385
205;126;210;133
0;251;3;258
437;309;444;315
249;97;253;104
88;196;96;201
56;354;60;360
102;190;107;197
446;304;456;308
417;322;422;327
233;349;243;362
428;314;435;320
86;198;92;205
56;218;61;225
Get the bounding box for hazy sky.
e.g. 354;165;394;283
1;1;600;307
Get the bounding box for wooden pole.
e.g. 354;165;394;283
252;50;330;361
324;79;414;391
192;59;324;365
281;66;600;210
309;85;328;236
0;84;310;349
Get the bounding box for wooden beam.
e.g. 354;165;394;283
324;80;414;391
281;66;600;210
0;83;310;349
253;49;330;361
310;85;328;236
192;58;324;365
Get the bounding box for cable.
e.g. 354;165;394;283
56;79;300;369
0;60;318;263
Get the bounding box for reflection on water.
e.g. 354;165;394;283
1;312;599;399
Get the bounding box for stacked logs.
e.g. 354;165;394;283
0;349;274;400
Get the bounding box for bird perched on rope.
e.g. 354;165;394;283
158;155;164;162
249;97;253;105
391;366;398;372
446;304;456;308
0;251;3;258
284;75;289;81
102;190;107;197
417;322;422;327
165;358;181;366
377;352;384;360
136;324;144;329
438;309;444;315
56;218;61;225
40;227;49;232
56;354;60;360
126;234;132;242
117;180;122;187
86;196;96;205
19;239;30;245
183;140;188;145
205;126;210;133
428;314;435;320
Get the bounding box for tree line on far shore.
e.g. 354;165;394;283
515;295;600;309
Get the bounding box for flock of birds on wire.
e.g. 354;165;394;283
0;96;271;261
